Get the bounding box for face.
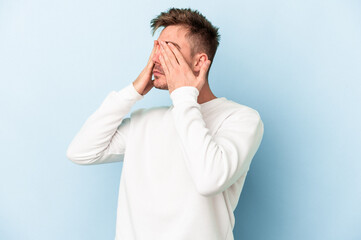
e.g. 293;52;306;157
152;25;197;90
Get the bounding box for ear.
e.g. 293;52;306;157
193;53;208;72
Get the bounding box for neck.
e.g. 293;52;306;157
197;80;217;104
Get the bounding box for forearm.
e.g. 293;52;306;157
66;83;143;164
170;86;264;197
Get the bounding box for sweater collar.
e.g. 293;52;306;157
200;97;227;110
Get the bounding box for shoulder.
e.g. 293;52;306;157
216;100;264;140
220;99;262;122
217;99;264;135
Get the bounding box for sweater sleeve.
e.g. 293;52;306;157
66;83;144;165
170;86;264;197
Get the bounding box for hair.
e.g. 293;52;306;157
150;8;220;62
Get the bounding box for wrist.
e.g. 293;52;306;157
132;81;143;95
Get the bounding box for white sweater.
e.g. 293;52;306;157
66;83;264;240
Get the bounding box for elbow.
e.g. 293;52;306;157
66;147;98;165
195;184;219;197
194;155;249;198
66;146;75;162
195;180;226;197
194;173;229;197
194;170;246;197
66;147;82;165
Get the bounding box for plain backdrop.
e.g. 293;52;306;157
0;0;360;239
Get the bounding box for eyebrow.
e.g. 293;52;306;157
165;41;181;50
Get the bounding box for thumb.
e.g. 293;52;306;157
198;60;211;80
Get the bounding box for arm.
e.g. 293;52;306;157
66;83;143;165
66;41;158;165
170;86;264;197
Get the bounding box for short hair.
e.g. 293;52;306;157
150;8;221;62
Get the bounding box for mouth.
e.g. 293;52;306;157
153;71;164;76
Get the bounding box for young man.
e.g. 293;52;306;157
67;8;264;240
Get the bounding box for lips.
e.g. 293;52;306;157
153;67;164;75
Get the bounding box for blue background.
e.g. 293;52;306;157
1;0;360;239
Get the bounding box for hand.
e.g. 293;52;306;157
158;40;211;94
132;40;159;96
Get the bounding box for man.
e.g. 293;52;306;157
66;7;264;240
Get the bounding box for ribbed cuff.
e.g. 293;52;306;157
170;86;199;106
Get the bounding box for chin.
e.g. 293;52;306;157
153;77;168;90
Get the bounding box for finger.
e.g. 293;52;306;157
198;60;211;80
161;41;179;66
146;40;159;69
159;53;170;77
149;40;158;60
159;41;175;69
166;42;187;66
